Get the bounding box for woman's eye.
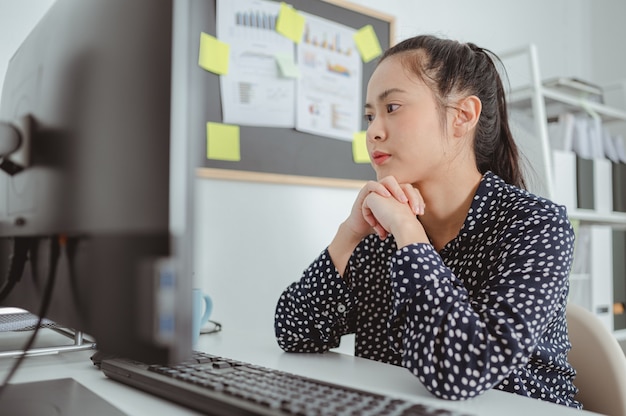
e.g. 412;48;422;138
386;104;399;113
364;114;374;124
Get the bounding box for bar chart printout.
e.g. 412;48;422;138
217;0;296;128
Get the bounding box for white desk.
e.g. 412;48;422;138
0;328;603;415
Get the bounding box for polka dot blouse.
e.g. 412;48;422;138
274;171;581;408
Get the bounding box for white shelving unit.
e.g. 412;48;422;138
500;44;626;339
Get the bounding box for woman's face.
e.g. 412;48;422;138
364;55;451;186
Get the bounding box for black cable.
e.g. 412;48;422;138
65;236;82;310
0;236;61;400
0;237;32;303
200;319;222;335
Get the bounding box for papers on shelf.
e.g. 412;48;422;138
548;112;626;163
603;129;620;163
572;117;592;158
615;135;626;163
543;111;626;213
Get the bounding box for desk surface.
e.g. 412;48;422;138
0;328;602;416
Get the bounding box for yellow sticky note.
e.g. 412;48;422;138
275;52;300;78
275;3;305;44
206;122;241;161
198;32;230;75
353;25;382;63
352;131;370;163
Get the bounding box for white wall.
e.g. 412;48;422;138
2;0;626;337
356;0;595;83
0;0;56;95
589;0;626;87
194;178;358;336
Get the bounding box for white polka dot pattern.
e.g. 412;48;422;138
274;172;581;409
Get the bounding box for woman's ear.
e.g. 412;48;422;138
452;95;482;138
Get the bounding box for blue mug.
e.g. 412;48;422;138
192;288;212;346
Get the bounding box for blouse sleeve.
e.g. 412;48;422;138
387;209;574;400
274;248;358;353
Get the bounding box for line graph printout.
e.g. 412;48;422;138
217;0;296;127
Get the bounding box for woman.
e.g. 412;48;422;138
274;35;580;408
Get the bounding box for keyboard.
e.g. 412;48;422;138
100;351;473;416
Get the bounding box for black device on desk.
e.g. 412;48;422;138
99;350;473;416
0;0;194;364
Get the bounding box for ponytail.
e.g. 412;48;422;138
473;47;526;189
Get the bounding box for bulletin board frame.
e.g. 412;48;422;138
190;0;396;188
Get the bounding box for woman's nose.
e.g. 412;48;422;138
367;118;386;141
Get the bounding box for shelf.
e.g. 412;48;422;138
569;273;590;281
613;328;626;341
568;209;626;228
500;44;626;338
508;86;626;122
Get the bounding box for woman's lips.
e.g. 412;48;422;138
371;151;391;165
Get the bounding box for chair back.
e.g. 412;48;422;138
567;302;626;416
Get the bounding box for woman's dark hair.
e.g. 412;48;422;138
379;35;526;189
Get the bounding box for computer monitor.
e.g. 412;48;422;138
0;0;196;364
